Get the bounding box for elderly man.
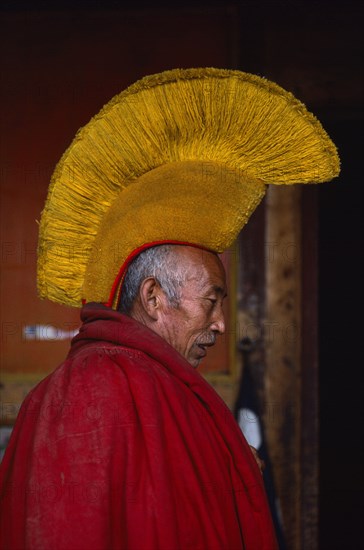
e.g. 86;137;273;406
120;245;226;367
0;68;339;549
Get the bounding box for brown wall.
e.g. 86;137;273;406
1;6;238;400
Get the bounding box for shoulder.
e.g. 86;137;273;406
17;343;144;426
66;341;159;388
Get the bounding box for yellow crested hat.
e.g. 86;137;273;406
37;67;340;308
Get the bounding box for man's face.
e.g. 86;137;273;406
156;247;227;368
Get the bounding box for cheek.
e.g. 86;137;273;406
178;328;196;351
173;325;198;358
166;317;197;355
168;307;210;356
184;319;209;350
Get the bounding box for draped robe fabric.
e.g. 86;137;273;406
0;305;278;550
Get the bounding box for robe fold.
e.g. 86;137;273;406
0;305;278;550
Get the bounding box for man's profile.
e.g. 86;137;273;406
0;68;339;549
121;245;226;369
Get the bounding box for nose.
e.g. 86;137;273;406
210;306;225;335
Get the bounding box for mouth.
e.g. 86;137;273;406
196;341;215;357
197;344;207;357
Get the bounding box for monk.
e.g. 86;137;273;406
0;244;277;549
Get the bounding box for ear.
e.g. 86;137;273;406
138;277;164;321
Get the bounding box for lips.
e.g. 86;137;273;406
197;344;207;356
196;339;216;356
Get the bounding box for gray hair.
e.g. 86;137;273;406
118;245;187;314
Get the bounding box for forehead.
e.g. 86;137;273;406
175;246;226;293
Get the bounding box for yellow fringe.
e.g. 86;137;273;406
37;68;340;307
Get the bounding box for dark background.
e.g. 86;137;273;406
319;115;363;548
1;0;363;548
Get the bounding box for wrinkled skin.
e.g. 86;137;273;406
131;246;227;368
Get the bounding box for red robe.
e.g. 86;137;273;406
0;304;278;550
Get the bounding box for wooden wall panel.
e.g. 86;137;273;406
265;186;302;549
